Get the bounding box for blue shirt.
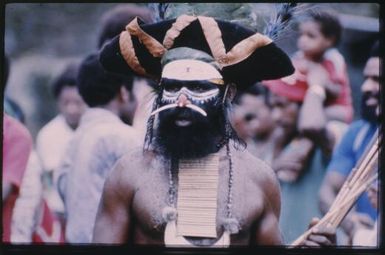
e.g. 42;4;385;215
326;119;378;220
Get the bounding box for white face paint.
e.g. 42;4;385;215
162;59;223;81
162;87;220;105
152;58;223;119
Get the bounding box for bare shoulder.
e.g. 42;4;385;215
234;148;281;213
106;146;145;193
108;147;165;191
236;148;278;187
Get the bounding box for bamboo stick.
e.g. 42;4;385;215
291;129;379;246
291;172;378;246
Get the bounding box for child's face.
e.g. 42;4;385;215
297;20;333;59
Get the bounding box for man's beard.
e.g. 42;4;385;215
154;100;226;159
361;91;379;123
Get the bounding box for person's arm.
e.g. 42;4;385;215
272;136;314;183
92;160;134;244
319;171;356;237
319;171;345;215
324;82;341;99
250;166;336;246
299;217;336;247
252;166;283;245
2;115;33;202
298;64;334;153
11;151;44;243
320;171;374;240
318;123;371;240
253;204;283;245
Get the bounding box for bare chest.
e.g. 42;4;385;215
131;155;265;244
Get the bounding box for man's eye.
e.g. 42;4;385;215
244;113;256;122
191;85;205;92
165;85;180;92
307;33;316;39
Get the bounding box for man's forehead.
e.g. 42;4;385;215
364;57;380;77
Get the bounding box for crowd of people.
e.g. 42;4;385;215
2;3;380;248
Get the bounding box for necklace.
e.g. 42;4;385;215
162;143;239;247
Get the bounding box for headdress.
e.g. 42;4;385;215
99;14;294;90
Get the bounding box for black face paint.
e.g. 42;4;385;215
154;79;227;159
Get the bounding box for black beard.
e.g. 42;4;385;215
154;100;226;159
361;91;379;123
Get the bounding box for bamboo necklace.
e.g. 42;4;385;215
162;143;239;247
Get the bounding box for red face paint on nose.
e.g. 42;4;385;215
177;93;191;107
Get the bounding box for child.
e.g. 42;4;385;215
262;9;353;182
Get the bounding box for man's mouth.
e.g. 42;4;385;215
175;118;192;127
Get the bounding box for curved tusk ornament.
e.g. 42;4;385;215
150;103;207;117
185;104;207;117
150;103;178;116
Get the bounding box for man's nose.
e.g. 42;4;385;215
361;79;379;93
177;93;191;107
271;107;280;121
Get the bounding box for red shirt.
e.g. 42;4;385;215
263;49;353;123
2;113;33;242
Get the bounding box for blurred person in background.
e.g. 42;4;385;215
56;53;140;243
319;40;380;246
231;84;276;165
262;70;336;242
263;9;353;182
3;54;33;242
97;3;153;49
11;151;65;243
37;61;86;221
11;62;86;243
3;54;25;123
2;114;33;243
97;3;156;140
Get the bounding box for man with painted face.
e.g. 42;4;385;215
154;48;232;160
319;40;381;245
93;14;335;247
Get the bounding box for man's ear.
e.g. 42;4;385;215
119;86;130;103
227;83;237;103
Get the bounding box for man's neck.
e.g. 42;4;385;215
100;101;120;116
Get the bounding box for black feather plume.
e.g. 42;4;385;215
148;3;170;22
263;3;299;40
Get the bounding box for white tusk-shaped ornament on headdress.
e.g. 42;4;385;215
150;103;207;117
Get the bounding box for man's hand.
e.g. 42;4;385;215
301;217;336;247
273;137;314;183
343;212;374;242
298;63;330;145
